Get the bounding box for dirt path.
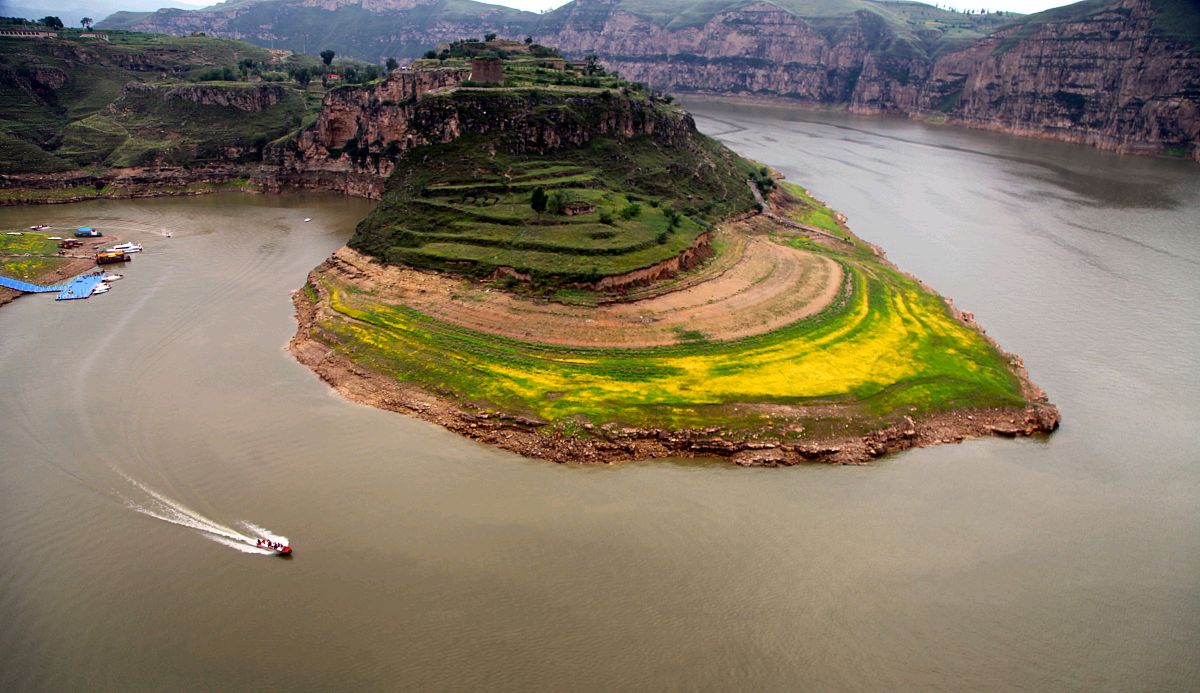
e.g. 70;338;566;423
325;233;843;348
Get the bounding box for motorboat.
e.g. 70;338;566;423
30;225;47;230
75;227;102;237
106;242;142;253
5;231;21;235
256;538;293;555
48;236;62;240
102;273;123;281
91;283;110;295
303;218;312;222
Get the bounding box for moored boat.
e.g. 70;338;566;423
106;242;142;253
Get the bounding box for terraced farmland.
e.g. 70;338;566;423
350;135;759;286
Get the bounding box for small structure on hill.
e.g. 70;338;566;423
79;31;109;41
563;201;596;216
470;58;503;85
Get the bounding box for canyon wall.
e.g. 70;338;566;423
104;0;1200;158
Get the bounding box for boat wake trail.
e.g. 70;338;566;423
118;473;287;555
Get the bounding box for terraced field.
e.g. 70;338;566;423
350;135;758;285
307;184;1029;436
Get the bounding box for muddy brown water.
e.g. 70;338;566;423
1;104;1198;690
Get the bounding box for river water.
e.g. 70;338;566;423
1;106;1197;691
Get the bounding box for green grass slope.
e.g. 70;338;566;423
352;132;758;285
0;31;322;172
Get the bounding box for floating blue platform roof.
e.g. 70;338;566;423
0;275;66;293
56;274;105;300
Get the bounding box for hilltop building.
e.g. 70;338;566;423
470;58;503;85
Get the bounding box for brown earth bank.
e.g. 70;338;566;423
319;225;842;347
289;279;1058;466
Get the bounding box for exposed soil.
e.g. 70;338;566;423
321;225;843;348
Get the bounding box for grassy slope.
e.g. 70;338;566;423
312;182;1026;435
0;32;320;172
352;131;758;285
0;232;70;282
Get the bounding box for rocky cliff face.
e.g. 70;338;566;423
900;0;1200;156
281;67;695;187
540;2;873;103
102;0;1200;158
121;82;292;112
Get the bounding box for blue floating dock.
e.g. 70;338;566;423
0;275;66;294
55;274;105;301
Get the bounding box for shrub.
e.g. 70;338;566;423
619;203;641;220
599;211;614;225
530;187;547;215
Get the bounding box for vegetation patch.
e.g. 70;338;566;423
0;232;70;281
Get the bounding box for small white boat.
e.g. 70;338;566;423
102;273;123;281
30;225;47;230
106;242;143;253
91;283;110;295
5;231;21;235
48;236;63;240
303;218;312;222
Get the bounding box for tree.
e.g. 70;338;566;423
524;36;533;45
40;16;63;29
80;17;93;29
484;32;497;42
386;57;398;71
530;187;547;217
320;49;335;66
423;50;437;60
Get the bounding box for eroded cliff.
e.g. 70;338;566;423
103;0;1200;158
276;66;696;191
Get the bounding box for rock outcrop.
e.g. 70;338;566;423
277;66;695;185
120;82;292;112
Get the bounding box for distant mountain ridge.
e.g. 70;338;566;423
98;0;1200;157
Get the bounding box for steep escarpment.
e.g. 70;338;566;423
103;0;1200;158
278;67;696;186
893;0;1200;156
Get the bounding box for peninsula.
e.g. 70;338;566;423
285;41;1060;465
